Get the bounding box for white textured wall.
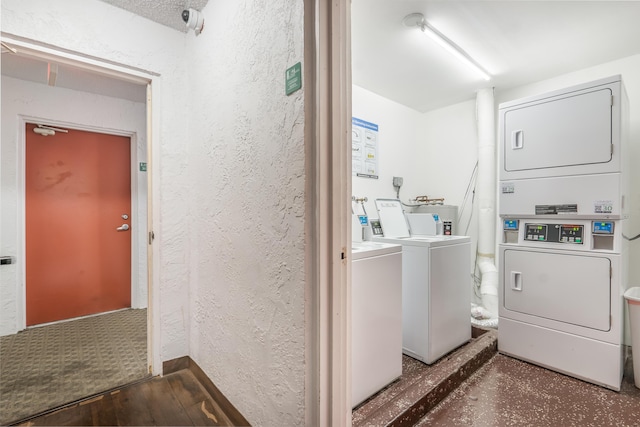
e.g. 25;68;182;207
1;0;191;359
185;1;307;425
417;99;479;222
0;76;147;335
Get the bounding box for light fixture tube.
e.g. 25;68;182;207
420;21;491;81
1;41;17;54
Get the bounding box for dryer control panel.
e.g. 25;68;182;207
500;218;619;252
524;223;584;244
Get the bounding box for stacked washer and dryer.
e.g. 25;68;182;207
498;76;631;391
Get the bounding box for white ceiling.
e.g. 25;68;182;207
3;1;640;111
352;1;640;112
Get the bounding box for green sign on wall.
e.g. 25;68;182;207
285;62;302;95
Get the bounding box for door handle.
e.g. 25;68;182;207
511;271;522;291
116;224;130;231
511;130;524;150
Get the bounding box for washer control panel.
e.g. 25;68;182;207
370;219;384;236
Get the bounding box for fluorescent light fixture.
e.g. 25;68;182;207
404;13;491;81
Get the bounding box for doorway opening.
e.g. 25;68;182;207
0;37;158;424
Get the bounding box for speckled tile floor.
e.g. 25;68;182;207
353;328;498;426
417;354;640;427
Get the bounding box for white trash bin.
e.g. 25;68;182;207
624;287;640;389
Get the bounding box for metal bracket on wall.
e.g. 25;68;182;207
1;256;14;265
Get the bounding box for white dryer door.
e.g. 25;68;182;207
503;249;611;331
503;88;612;173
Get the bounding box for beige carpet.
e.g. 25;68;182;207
0;308;148;424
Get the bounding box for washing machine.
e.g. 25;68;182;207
372;199;471;364
351;241;402;407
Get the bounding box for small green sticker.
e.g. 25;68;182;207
285;62;302;95
140;162;147;172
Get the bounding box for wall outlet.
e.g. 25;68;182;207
393;176;403;187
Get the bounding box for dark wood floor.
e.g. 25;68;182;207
17;370;236;426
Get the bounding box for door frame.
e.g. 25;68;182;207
3;35;161;375
21;117;141;320
308;0;352;424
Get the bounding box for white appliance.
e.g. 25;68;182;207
373;199;471;364
412;204;459;235
498;76;630;391
351;241;403;407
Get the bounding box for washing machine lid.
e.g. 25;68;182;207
351;241;402;260
375;199;410;238
373;235;470;247
407;235;471;246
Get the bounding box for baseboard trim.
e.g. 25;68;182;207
163;356;251;426
162;355;190;374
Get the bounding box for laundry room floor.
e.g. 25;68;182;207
354;326;640;426
417;352;640;426
352;327;498;426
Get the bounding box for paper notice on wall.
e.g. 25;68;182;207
352;117;379;179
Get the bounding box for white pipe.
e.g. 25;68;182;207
476;88;498;320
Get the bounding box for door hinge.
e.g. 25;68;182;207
149;231;155;245
341;247;347;262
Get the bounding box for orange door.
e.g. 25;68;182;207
25;123;132;326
